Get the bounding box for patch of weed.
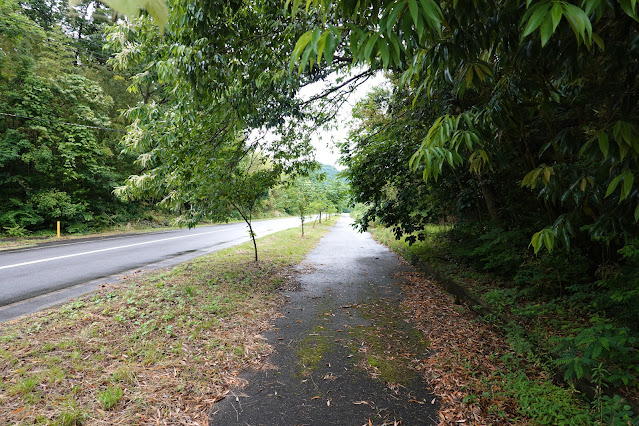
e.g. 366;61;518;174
53;400;86;426
97;386;123;410
503;371;593;424
111;366;136;385
10;376;38;396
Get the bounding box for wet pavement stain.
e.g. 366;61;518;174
210;217;439;425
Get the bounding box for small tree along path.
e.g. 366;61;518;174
210;216;438;425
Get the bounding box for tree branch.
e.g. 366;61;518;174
301;70;374;106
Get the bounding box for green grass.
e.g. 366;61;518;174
0;217;338;424
97;386;123;410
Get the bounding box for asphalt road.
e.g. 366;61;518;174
0;217;304;322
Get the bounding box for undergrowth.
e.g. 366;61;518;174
369;223;639;425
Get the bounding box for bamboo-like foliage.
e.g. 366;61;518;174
292;0;639;253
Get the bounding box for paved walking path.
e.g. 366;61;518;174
210;216;438;425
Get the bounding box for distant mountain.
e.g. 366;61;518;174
318;163;341;181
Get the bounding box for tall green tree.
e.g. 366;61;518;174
292;0;639;252
0;0;145;235
107;0;352;243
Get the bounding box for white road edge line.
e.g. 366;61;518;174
6;224;243;253
0;228;240;271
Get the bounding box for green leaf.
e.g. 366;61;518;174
522;168;539;188
316;32;327;64
419;0;443;33
465;66;474;85
409;0;420;29
300;44;313;73
543;229;555;252
310;28;321;51
378;37;390;67
389;33;401;63
324;32;338;64
477;62;493;77
291;31;313;69
560;226;571;250
620;143;630;161
363;34;380;61
94;0;168;32
540;13;553;46
386;1;405;34
530;230;543;253
583;0;602;14
621;121;632;144
293;0;304;16
634;203;639;221
621;170;634;202
551;2;562;31
522;3;551;38
605;174;624;198
592;32;605;50
598;132;609;158
619;0;639;22
415;11;425;36
613;120;623;143
446;150;454;166
562;4;591;42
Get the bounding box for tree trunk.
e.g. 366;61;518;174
247;220;258;262
233;202;258;261
478;174;499;222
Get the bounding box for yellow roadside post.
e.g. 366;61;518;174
57;221;60;238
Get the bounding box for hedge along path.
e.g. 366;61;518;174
0;217;338;425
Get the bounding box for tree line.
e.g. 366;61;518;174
0;0;144;236
288;0;639;419
0;0;350;239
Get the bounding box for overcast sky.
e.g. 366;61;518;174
300;71;389;169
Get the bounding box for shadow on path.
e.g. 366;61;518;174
210;216;438;425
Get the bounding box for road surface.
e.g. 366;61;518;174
0;217;305;322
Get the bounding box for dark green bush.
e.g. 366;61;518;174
450;223;526;278
514;249;591;297
552;316;639;389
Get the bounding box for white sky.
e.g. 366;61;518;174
299;71;389;169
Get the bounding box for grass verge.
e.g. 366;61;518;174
0;217;337;425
